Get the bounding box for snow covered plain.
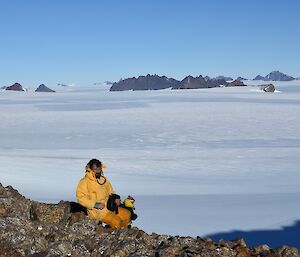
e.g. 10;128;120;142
1;81;300;247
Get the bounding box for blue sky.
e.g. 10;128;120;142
0;0;299;87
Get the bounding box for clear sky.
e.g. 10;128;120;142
0;0;299;87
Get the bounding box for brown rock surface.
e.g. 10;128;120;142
0;182;299;257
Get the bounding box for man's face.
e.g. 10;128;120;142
91;164;102;178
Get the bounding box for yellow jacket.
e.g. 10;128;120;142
76;168;115;220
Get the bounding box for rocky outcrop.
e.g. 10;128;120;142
110;74;179;91
260;84;276;92
172;75;228;89
173;75;206;89
237;76;247;81
0;182;299;257
226;80;246;87
253;71;295;81
5;83;25;91
35;84;56;92
110;74;232;91
265;71;294;81
253;75;265;81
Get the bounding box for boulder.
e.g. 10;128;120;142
261;84;276;92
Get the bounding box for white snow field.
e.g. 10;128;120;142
1;81;300;247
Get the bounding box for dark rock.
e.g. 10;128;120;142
110;74;229;91
261;84;276;92
35;84;55;92
28;251;48;257
226;80;246;87
254;75;265;80
265;71;295;81
254;71;295;81
0;240;23;257
5;83;25;91
110;74;179;91
237;77;247;81
174;75;207;89
172;75;227;90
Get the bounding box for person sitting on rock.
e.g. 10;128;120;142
76;159;132;229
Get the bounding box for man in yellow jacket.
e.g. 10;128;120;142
76;159;131;229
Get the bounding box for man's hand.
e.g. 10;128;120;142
94;202;105;210
115;198;121;206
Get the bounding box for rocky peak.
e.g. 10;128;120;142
177;75;207;89
110;74;179;91
266;71;295;81
5;83;25;91
253;71;295;81
253;75;265;80
35;84;56;92
171;75;228;90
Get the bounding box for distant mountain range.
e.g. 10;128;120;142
0;71;297;93
110;74;244;91
253;71;295;81
110;71;297;91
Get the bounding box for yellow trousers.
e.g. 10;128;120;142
101;207;131;229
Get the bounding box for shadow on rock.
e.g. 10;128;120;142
207;220;300;248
